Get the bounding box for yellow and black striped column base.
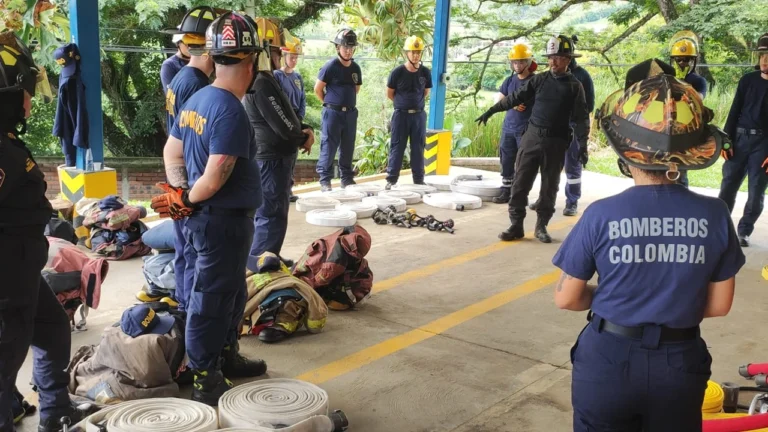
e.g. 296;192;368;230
424;129;452;176
57;165;118;246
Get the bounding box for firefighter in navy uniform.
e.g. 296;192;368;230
476;35;590;243
0;32;96;432
384;35;432;190
243;27;315;265
554;63;744;432
314;29;363;192
492;42;536;203
718;32;768;247
151;12;267;406
146;6;218;311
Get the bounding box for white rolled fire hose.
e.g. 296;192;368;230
449;175;501;201
377;190;422;204
323;190;365;203
305;209;358;227
336;202;378;218
296;197;341;212
362;196;407;212
218;379;342;432
423;192;483;210
74;398;218;432
343;183;383;196
392;184;438;195
423;175;454;191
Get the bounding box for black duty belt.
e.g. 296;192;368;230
737;127;764;136
197;206;255;218
588;311;698;342
323;103;355;112
395;108;423;114
526;124;570;139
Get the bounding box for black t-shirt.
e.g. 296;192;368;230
387;64;433;110
0;134;53;227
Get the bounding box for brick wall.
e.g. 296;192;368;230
38;157;324;201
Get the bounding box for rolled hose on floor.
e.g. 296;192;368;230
323;190;365;203
703;380;726;414
393;184;437;195
305;209;358;227
343;184;383;196
218;378;348;432
703;412;768;432
296;197;342;212
378;190;422;204
73;399;219;432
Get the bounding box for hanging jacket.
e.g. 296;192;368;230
292;225;373;310
52;72;89;154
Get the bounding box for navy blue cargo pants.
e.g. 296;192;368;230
250;156;293;258
571;314;710;432
317;106;358;185
173;219;189;311
183;208;254;372
718;132;768;237
499;129;523;189
564;135;582;207
386;110;426;184
0;230;71;431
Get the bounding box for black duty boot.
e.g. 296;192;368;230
385;182;395;190
289;194;299;202
739;235;750;247
499;222;524;241
528;200;540;211
535;218;552;243
191;369;233;406
38;401;98;432
259;326;290;343
563;202;578;217
492;187;511;204
341;179;356;189
220;343;267;378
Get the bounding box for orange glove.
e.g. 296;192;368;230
762;157;768;174
150;183;196;220
721;141;733;161
513;104;527;112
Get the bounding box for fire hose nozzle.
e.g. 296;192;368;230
741;364;752;378
756;374;768;387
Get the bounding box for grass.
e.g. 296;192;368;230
587;147;749;193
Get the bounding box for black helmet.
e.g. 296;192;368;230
205;11;262;64
756;33;768;52
332;28;358;47
544;34;581;58
163;6;218;36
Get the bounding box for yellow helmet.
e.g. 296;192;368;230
282;37;303;55
403;36;425;51
508;43;533;61
671;39;697;57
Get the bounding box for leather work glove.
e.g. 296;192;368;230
762;157;768;174
512;104;527;112
579;146;589;167
474;110;496;126
150;183;196;220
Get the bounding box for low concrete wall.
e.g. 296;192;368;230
38;157;324;201
450;157;500;172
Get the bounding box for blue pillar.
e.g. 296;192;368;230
69;0;104;169
428;0;450;130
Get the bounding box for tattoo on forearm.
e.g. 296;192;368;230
556;272;574;292
166;164;189;189
218;156;237;183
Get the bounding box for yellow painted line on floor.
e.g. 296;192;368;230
372;216;578;294
295;269;560;384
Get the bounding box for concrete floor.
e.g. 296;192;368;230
14;167;768;431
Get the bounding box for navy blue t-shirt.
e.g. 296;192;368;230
499;74;535;133
724;71;768;138
170;86;262;210
160;55;188;91
166;66;209;133
685;72;708;99
386;64;433;110
318;58;362;108
552;185;745;329
274;69;306;120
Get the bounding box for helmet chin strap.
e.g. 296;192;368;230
336;47;353;62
